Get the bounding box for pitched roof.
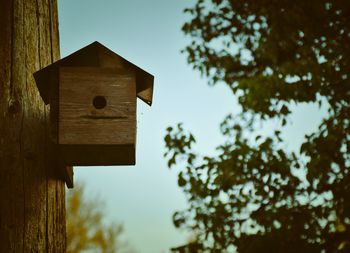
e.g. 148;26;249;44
34;41;154;106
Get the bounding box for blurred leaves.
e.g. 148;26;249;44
165;0;350;252
66;184;135;253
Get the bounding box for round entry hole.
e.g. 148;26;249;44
93;96;107;109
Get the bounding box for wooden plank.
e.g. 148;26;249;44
34;41;154;106
60;144;136;166
97;43;154;105
97;45;126;68
59;67;136;146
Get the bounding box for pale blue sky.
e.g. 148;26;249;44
58;1;325;252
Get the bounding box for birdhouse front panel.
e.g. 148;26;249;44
58;67;136;146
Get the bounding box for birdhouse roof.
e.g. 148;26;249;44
34;41;154;106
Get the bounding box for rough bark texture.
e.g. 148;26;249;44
0;0;66;252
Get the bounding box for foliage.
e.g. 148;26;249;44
165;1;350;252
66;184;132;253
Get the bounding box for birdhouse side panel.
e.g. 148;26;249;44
58;67;136;145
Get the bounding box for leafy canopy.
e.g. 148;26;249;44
164;1;350;252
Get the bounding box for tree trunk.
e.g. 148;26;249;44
0;0;66;252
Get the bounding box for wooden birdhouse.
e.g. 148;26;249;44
34;41;154;167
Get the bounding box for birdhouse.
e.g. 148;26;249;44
34;41;154;167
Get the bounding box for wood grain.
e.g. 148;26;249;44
0;0;66;252
59;67;136;146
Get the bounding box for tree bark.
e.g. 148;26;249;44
0;0;66;252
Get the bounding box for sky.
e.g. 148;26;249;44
58;1;326;252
